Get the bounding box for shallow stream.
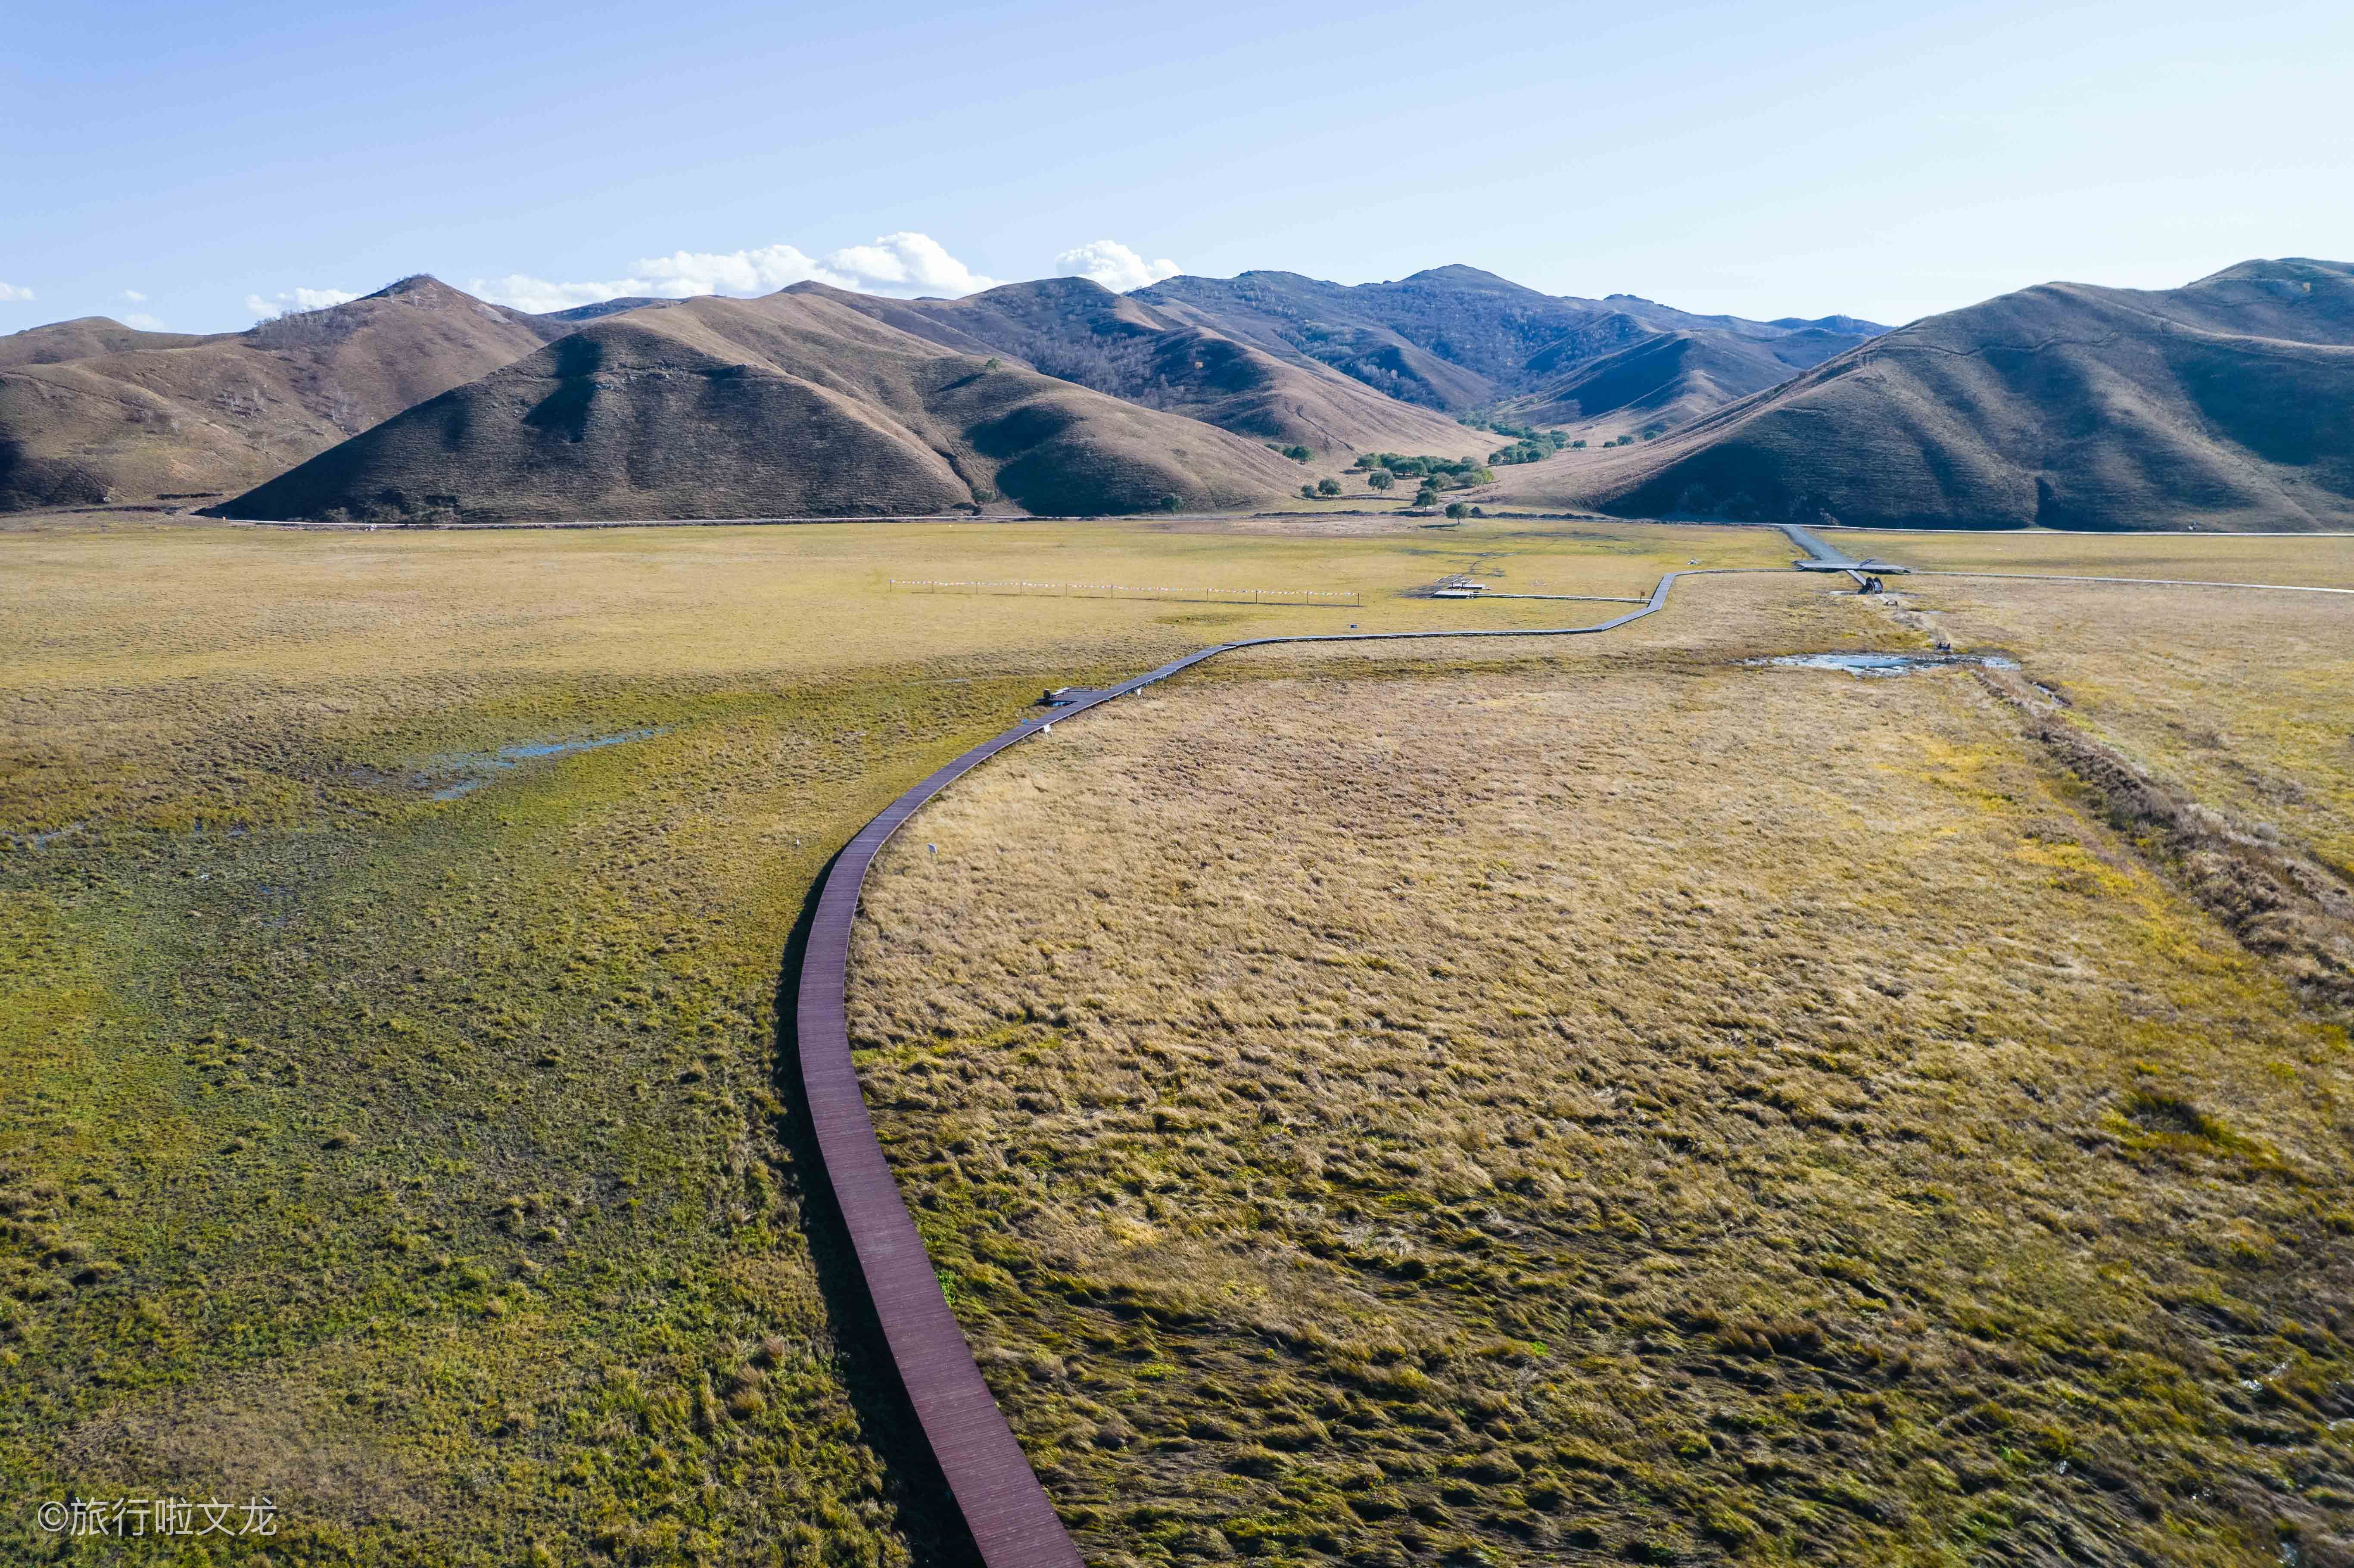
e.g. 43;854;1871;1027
429;729;664;799
1749;652;2018;678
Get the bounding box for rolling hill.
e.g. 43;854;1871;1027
1551;258;2354;530
214;290;1308;523
0;318;223;369
792;276;1479;457
1504;325;1871;435
0;277;565;511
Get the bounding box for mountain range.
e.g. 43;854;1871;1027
1;265;1881;522
1546;258;2354;531
224;289;1305;523
3;257;2346;529
1132;264;1881;427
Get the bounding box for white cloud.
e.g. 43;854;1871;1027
0;281;32;303
123;312;167;330
470;231;1001;314
464;275;635;314
123;289;148;303
1053;240;1181;293
816;233;998;296
244;286;361;319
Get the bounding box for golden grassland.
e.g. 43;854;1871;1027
0;515;1766;1565
850;571;2354;1566
1824;527;2354;590
1904;578;2354;877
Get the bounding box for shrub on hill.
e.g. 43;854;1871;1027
1355;452;1493;485
247;304;365;351
1489;427;1569;465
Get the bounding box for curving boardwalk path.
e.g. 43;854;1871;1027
790;547;2340;1567
793;570;1709;1567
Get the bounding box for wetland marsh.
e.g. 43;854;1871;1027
4;515;2349;1565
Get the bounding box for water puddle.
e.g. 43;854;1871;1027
1746;652;2018;678
3;821;85;852
425;729;664;800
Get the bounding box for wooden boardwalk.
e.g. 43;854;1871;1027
789;544;2340;1563
790;571;1709;1566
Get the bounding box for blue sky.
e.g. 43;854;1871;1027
6;0;2350;333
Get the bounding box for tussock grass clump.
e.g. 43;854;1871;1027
854;577;2354;1565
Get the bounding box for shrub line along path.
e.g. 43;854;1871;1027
790;527;2341;1568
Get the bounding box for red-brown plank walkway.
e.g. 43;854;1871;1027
792;548;2345;1563
791;572;1705;1567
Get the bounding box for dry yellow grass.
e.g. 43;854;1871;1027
850;571;2354;1566
0;514;1771;1564
0;517;1782;836
1886;576;2354;885
1822;527;2354;590
8;515;2346;1564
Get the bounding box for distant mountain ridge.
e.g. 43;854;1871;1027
22;257;2338;530
0;318;221;368
1129;265;1885;422
1;264;1887;519
538;297;682;324
1543;257;2354;531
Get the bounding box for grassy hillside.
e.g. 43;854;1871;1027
850;566;2354;1565
1561;259;2354;531
215;292;1320;523
797;279;1477;459
1505;327;1874;437
0;278;563;512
